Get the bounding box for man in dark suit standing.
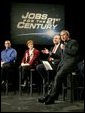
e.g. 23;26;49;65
38;30;79;104
36;34;62;94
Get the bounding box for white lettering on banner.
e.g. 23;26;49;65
22;12;48;20
17;12;61;30
17;23;58;29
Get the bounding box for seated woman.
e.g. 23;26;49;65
19;40;40;86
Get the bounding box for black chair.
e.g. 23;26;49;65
19;67;40;96
1;63;17;95
62;71;84;103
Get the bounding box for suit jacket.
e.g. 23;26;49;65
48;44;62;70
57;39;79;70
21;48;40;66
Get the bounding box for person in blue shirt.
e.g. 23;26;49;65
1;40;17;84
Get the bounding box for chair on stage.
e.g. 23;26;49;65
1;63;18;95
62;70;84;103
19;66;40;96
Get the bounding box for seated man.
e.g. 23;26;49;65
38;30;79;105
19;40;40;86
36;34;62;94
1;40;17;85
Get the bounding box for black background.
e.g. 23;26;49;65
1;0;84;64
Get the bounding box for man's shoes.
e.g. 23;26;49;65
38;97;46;103
38;95;49;103
45;96;55;105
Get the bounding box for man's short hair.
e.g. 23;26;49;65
60;30;70;37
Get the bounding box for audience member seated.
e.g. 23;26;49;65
19;40;40;87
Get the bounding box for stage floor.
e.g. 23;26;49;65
1;92;84;112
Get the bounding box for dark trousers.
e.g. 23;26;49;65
49;63;76;100
36;64;56;94
1;63;15;82
36;64;56;82
36;64;49;84
19;66;31;83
